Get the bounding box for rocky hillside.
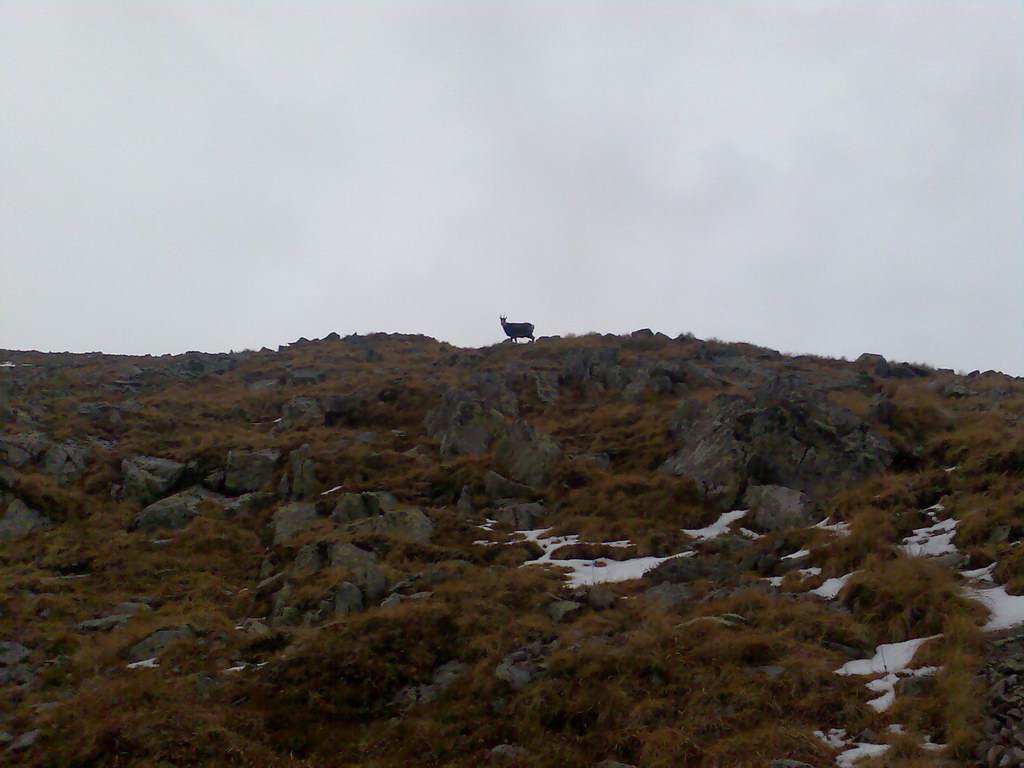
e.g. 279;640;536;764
0;331;1022;768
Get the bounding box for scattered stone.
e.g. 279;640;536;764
334;582;364;617
129;487;224;532
6;730;40;752
494;420;561;487
483;470;534;501
423;388;507;456
330;491;398;523
224;448;281;495
641;582;694;612
489;744;528;763
271;502;319;545
0;431;51;468
547;598;583;623
121;455;188;506
351;507;434;544
281;396;323;427
76;615;132;632
0;497;51;542
279;444;319;498
743;485;820;531
494;502;546;530
329;543;386;603
127;626;195;662
42;440;90;485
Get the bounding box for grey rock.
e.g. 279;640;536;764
0;663;36;688
547;599;583;623
121;455;187;506
271;502;319;545
494;502;546;530
468;371;519;418
222;491;276;518
559;346;629;390
352;507;434;545
535;371;560;404
42;440;90;485
644;554;739;586
280;444;319;498
284;368;325;386
641;582;694;612
127;626;195;662
334;582;364;617
0;431;51;468
292;542;324;579
494;420;561;487
944;382;969;398
660;375;896;507
0;497;51;542
282;396;323;427
130;487;224;532
76;615;133;632
489;744;528;763
744;485;820;531
424;388;507;456
575;452;612;471
329;543;386;603
456;484;474;516
672;398;706;441
0;642;29;666
224;448;281;495
483;470;534;501
330;491;398;523
6;730;40;752
579;586;617;610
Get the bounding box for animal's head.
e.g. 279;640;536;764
499;315;507;325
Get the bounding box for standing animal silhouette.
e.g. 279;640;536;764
499;315;535;343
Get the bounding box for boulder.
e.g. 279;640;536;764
281;396;323;427
0;431;51;468
271;502;319;545
279;444;319;499
494;420;561;487
329;543;386;603
0;497;51;542
0;642;30;666
334;582;364;617
483;471;534;501
534;371;560;404
424;388;507;456
330;491;398;523
641;582;695;612
42;441;90;485
121;456;188;506
224;448;281;494
644;554;739;586
352;508;434;545
495;502;546;530
467;371;519;418
660;375;896;507
743;485;820;531
129;487;224;532
292;543;324;579
284;368;325;386
547;598;583;623
127;626;195;662
559;347;630;390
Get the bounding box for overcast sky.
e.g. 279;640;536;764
1;2;1022;374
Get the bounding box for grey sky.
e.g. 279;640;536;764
1;2;1022;374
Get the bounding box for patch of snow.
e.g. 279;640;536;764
837;636;940;678
814;728;848;749
815;518;851;537
782;549;811;560
126;657;159;670
899;518;957;557
811;572;855;599
477;519;498;532
961;564;995;581
944;466;959;473
836;742;890;767
224;664;248;673
766;567;822;588
320;485;344;496
863;666;938;712
739;528;762;539
518;527;689;587
682;510;747;541
965;585;1024;631
0;362;16;368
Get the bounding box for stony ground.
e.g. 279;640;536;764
0;331;1022;768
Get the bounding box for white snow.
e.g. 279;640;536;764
815;518;851;537
224;664;248;673
810;572;855;599
126;657;159;669
863;666;938;712
682;509;747;540
517;527;688;587
836;742;890;767
965;584;1024;631
0;362;16;368
320;485;344;496
837;635;939;677
899;518;957;557
766;567;821;588
782;549;811;560
962;564;995;581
